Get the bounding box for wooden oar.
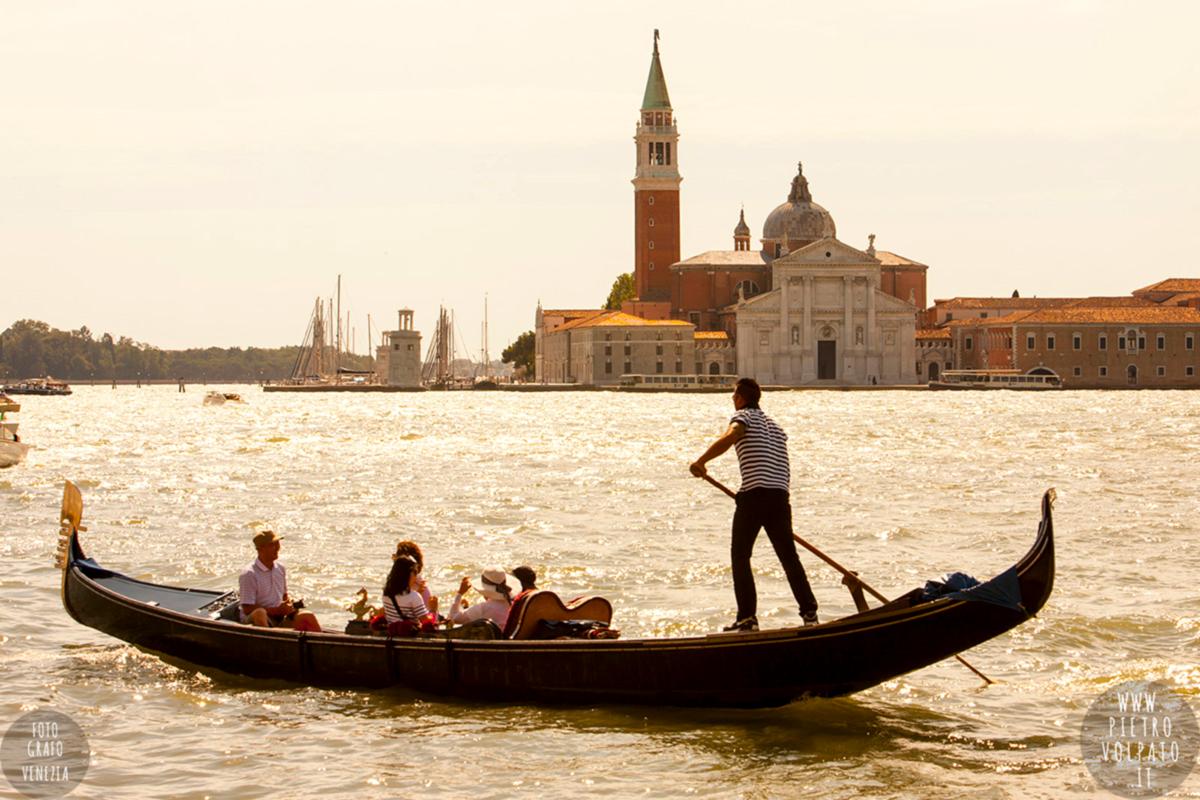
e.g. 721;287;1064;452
699;473;994;686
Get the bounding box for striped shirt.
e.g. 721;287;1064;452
382;591;431;624
730;407;791;491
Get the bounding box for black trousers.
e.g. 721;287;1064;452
731;488;818;620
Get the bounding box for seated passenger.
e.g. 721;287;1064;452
238;530;321;632
394;540;437;616
447;568;512;629
381;555;436;635
510;565;538;603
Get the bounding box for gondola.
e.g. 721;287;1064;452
56;482;1055;708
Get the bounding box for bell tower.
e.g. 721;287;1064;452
632;30;681;304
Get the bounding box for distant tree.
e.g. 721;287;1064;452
0;319;374;382
502;331;535;379
603;272;636;311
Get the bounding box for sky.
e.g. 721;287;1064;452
3;1;1198;353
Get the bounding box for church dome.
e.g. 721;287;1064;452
761;162;836;247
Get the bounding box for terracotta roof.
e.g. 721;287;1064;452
934;297;1076;310
874;250;926;267
556;310;692;331
1013;306;1200;325
543;309;603;318
672;250;769;268
1133;278;1200;295
947;311;1037;327
1067;296;1158;308
694;331;729;340
916;328;951;340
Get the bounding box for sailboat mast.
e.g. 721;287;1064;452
483;294;489;380
336;274;342;372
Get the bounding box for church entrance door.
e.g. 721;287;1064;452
817;340;837;380
927;361;940;382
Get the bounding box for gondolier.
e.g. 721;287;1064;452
690;377;819;631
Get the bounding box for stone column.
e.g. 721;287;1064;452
866;274;876;352
802;276;812;342
802;275;813;381
781;275;790;349
843;275;853;346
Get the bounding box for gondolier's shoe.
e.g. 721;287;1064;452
802;611;819;627
723;616;758;632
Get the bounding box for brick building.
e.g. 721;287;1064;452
940;290;1200;388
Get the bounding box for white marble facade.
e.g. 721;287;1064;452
735;238;918;385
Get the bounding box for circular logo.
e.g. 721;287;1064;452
1081;680;1199;798
1;711;90;799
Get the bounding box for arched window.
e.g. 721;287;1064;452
736;280;760;299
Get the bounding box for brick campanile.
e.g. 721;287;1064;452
632;30;681;303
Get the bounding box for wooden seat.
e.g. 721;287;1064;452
504;590;613;640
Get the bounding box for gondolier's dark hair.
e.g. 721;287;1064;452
735;377;761;407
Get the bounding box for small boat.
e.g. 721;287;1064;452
203;391;246;405
929;369;1063;390
0;394;30;468
56;482;1055;707
3;377;72;396
619;373;738;392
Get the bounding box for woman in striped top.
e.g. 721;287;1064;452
382;555;436;634
690;377;819;632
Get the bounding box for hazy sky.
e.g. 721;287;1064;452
3;2;1198;353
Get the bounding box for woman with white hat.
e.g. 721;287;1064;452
447;567;513;629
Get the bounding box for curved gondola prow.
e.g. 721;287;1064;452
1015;488;1057;619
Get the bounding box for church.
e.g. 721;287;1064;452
538;33;928;385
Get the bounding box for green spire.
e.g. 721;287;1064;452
641;30;672;111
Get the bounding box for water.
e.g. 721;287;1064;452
2;387;1198;798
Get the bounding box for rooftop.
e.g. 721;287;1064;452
694;331;729;340
874;250;927;268
1133;278;1200;295
557;310;691;332
934;297;1077;310
916;328;952;340
1017;306;1200;325
673;250;769;268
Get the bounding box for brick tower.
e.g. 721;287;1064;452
632;30;681;304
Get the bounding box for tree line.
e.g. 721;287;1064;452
0;319;373;383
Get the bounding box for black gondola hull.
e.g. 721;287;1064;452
60;491;1055;707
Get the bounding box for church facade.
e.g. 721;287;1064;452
734;239;919;385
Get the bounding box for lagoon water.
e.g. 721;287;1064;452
1;387;1198;798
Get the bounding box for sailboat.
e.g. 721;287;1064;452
474;295;498;390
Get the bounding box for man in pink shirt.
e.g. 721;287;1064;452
238;530;321;632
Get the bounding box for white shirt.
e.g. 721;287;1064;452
239;559;287;612
447;594;510;628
